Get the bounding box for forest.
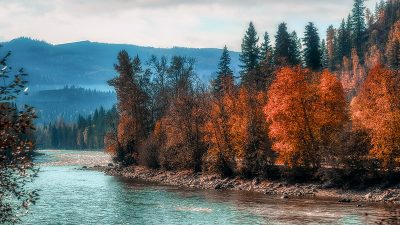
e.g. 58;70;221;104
103;0;400;187
35;106;118;150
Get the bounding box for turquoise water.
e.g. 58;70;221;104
19;151;399;225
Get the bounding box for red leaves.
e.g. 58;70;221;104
265;67;347;168
351;65;400;170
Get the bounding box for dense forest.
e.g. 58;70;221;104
35;106;118;150
104;0;400;187
18;86;116;124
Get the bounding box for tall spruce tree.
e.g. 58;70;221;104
303;22;322;70
289;31;302;66
239;22;260;80
260;32;274;64
274;22;291;67
336;19;352;63
321;39;328;69
351;0;366;57
213;45;234;93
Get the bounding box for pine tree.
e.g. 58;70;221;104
351;0;366;57
274;22;291;67
259;32;275;89
213;45;234;93
326;25;336;70
321;39;328;69
386;21;400;69
239;22;260;80
303;22;322;70
289;31;302;66
260;32;274;64
336;19;352;64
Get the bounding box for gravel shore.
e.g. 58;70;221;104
99;165;400;205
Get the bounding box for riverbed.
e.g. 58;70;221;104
19;150;399;225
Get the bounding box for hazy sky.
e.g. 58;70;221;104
0;0;377;50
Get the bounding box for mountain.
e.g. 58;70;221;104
17;86;116;124
0;38;240;91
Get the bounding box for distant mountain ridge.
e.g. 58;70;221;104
0;37;240;91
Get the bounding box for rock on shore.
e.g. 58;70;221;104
100;165;400;204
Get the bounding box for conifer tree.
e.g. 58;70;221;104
239;22;260;80
321;39;328;69
303;22;322;70
351;0;366;57
213;45;234;93
289;31;302;66
274;22;291;67
326;25;336;70
259;32;275;89
260;32;274;64
336;19;352;63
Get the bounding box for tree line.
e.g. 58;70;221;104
105;0;400;187
35;106;118;150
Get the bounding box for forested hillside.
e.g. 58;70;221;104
0;38;240;91
103;0;400;187
17;86;116;123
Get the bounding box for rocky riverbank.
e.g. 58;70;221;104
99;165;400;205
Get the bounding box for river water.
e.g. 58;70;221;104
19;150;399;225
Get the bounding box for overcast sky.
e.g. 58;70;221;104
0;0;377;51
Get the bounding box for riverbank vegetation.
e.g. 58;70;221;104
105;0;400;189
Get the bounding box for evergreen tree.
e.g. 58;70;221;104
303;22;322;70
274;22;291;66
321;39;329;69
213;45;234;93
326;25;336;70
289;31;302;66
239;22;260;81
351;0;366;57
260;32;274;64
259;32;275;89
336;19;352;64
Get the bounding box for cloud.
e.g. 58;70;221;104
0;0;378;50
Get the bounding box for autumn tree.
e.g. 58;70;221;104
203;86;237;176
233;87;274;177
352;65;400;172
107;51;151;165
317;70;348;166
0;50;38;223
158;57;207;172
265;67;321;169
265;67;349;170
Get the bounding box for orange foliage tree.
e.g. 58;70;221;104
317;70;348;165
352;65;400;171
265;67;348;169
203;83;274;177
107;51;150;165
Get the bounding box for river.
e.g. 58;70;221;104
19;150;399;225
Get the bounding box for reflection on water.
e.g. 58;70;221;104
19;151;400;225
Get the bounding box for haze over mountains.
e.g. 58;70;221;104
0;37;239;123
0;37;240;91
